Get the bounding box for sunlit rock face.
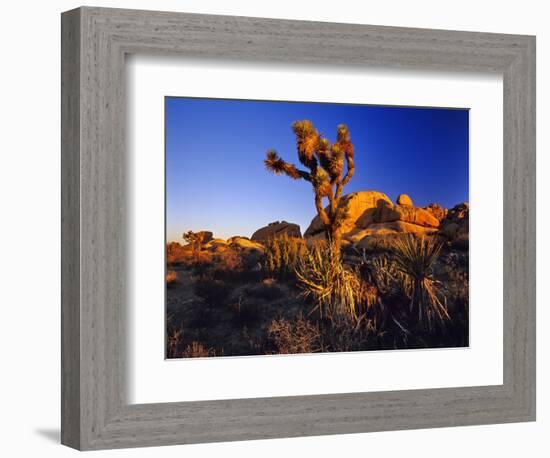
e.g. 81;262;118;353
251;221;302;242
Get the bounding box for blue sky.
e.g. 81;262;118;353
166;97;469;242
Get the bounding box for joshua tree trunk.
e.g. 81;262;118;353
329;227;342;252
265;120;356;254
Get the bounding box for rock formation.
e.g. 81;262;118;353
303;191;447;247
251;221;302;242
439;202;469;241
423;203;448;222
228;236;265;253
396;193;413;206
374;201;439;228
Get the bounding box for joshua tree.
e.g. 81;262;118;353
183;230;209;260
264;120;355;251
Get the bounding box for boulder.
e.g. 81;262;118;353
375;202;440;228
251;220;302;241
228;237;265;253
396;193;413;206
364;221;438;235
439;202;469;241
203;238;229;252
423;203;448;222
349;221;437;241
304;191;393;237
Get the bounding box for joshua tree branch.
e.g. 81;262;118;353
340;155;356;188
334;155;355;202
265;150;312;181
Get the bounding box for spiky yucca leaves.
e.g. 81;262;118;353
296;242;363;323
391;235;450;332
264;120;356;251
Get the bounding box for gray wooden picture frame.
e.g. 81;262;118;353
61;6;536;451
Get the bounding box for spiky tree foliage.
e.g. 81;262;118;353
264;120;356;251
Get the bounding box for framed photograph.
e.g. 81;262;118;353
61;6;536;450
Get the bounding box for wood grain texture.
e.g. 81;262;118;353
61;6;536;450
60;7;81;449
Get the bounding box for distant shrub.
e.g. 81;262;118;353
166;242;192;264
194;277;233;306
245;278;285;301
263;234;308;280
210;248;245;282
216;248;243;271
166;270;178;287
267;316;321;354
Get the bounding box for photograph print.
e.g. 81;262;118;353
165;97;469;359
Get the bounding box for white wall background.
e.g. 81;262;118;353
0;1;546;456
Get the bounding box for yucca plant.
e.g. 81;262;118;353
296;242;362;322
264;120;356;250
391;235;449;332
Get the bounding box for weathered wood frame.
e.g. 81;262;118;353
61;6;536;451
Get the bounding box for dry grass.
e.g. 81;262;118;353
267;315;321;354
166;327;183;358
263;234;308;279
183;341;212;358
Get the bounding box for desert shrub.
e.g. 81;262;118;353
267;316;321;354
166;241;193;264
296;242;364;322
231;294;263;326
263;234;308;280
194;277;233;306
215;248;243;272
245;278;285;301
391;234;449;332
190;251;214;276
451;232;469;251
182;341;212;358
166;270;179;287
